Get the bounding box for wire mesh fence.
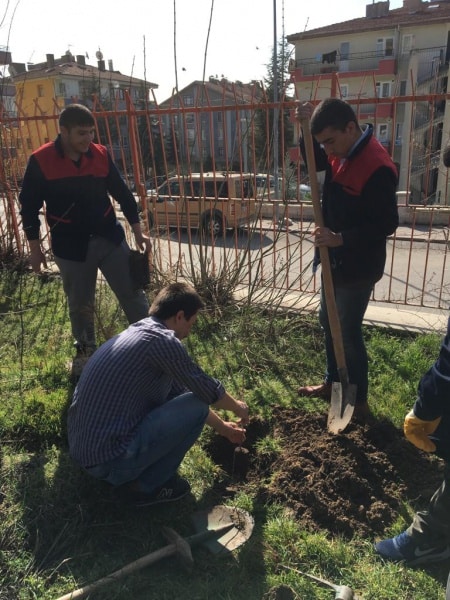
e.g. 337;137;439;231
1;86;449;309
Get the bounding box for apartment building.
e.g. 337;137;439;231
158;77;263;172
2;50;157;175
287;0;450;205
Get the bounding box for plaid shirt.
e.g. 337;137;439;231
67;317;225;466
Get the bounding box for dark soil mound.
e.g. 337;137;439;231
206;408;443;538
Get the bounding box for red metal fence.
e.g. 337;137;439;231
1;87;449;310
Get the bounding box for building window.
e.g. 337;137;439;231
217;126;223;141
79;82;91;98
218;146;224;157
340;42;350;61
110;87;124;100
37;84;44;97
183;94;194;106
122;135;128;147
377;123;389;143
399;80;407;96
376;81;391;98
395;123;403;145
339;84;349;99
58;82;66;95
26;138;32;149
376;37;394;57
402;35;415;54
217;112;223;123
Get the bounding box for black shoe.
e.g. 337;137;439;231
119;475;191;508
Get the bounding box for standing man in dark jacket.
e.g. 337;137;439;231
375;146;450;568
295;98;399;419
375;314;450;565
19;104;151;375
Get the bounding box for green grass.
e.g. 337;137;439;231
0;268;447;599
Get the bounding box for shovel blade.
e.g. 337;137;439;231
190;505;254;555
327;381;357;434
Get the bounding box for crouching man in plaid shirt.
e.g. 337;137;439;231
67;282;249;507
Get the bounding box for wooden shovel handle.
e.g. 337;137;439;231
300;118;347;372
54;543;178;600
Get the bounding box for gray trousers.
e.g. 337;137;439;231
408;463;450;546
54;236;149;349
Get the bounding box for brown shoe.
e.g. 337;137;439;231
297;382;332;400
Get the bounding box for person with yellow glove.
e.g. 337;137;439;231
404;410;442;453
374;311;450;566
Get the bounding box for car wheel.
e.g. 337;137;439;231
202;211;224;237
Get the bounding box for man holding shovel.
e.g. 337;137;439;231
295;98;399;420
67;282;249;507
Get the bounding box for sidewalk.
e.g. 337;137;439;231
235;287;449;334
364;301;448;334
257;220;449;333
261;218;449;245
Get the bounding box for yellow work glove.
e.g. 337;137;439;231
403;410;442;452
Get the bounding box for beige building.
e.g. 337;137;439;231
287;0;450;205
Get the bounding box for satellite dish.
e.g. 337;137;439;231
96;50;103;60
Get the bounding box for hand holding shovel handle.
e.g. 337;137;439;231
299;115;356;433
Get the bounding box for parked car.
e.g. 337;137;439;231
144;172;257;237
145;175;166;195
299;183;312;199
254;174;298;201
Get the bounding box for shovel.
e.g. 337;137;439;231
54;505;254;600
281;565;361;600
300;116;357;434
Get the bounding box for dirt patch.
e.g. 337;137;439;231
206;408;443;538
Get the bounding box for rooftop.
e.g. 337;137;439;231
287;0;450;42
6;52;157;88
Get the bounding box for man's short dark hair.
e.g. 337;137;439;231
311;98;359;136
59;104;95;131
149;282;205;320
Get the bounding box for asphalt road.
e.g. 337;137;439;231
147;217;450;311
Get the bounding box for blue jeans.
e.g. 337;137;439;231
319;280;374;405
85;392;209;494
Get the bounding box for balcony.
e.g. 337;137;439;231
294;50;396;78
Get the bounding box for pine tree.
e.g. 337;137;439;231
254;37;295;182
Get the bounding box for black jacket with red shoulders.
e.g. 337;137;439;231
300;124;399;285
19;135;140;261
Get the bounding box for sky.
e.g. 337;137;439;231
2;0;404;102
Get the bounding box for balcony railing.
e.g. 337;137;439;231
295;50;393;77
294;45;448;79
